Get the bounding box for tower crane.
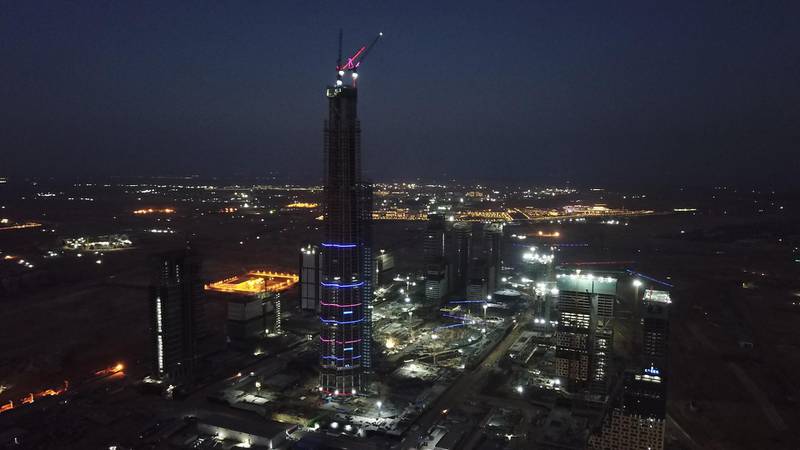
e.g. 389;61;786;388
335;31;382;87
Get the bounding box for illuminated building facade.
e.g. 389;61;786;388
555;273;616;397
149;249;205;383
319;82;373;396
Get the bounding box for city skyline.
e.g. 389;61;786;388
1;3;799;449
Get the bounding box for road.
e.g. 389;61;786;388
398;321;525;450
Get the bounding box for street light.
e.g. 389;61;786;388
377;400;383;418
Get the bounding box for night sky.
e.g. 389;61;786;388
2;1;798;188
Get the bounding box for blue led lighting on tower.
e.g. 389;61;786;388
319;31;380;397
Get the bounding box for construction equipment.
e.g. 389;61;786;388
335;31;383;87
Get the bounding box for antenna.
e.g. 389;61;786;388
336;29;343;82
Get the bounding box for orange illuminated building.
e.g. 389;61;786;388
286;202;319;209
204;271;299;295
1;380;69;415
0;222;42;231
533;230;561;238
133;208;175;215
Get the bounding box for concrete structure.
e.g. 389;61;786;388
319;79;373;396
299;245;322;311
465;257;488;301
482;222;503;292
588;368;666;450
149;249;205;383
424;215;450;301
195;414;289;449
642;289;671;371
225;295;273;339
555;273;616;396
449;221;472;293
374;248;395;285
589;289;670;450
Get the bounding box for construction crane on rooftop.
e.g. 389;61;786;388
335;30;383;87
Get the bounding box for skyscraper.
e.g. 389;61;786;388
481;222;503;293
449;221;472;293
318;54;375;396
149;249;204;383
424;214;449;301
588;289;670;450
555;273;616;397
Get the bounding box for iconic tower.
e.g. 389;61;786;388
319;33;380;397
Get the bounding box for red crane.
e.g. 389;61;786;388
335;31;382;87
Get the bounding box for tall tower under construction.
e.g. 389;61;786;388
319;33;380;397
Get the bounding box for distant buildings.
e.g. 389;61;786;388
426;219;503;301
149;249;205;383
555;273;617;397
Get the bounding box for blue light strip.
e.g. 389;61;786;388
343;347;353;351
434;323;467;331
321;281;365;288
625;269;674;288
321;243;357;248
343;311;353;315
319;317;364;325
442;313;471;321
322;355;362;361
448;300;487;304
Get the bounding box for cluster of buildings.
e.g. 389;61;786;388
131;40;675;450
422;215;504;303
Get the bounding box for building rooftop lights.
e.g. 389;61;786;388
643;289;672;303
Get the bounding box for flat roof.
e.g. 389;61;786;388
643;289;671;304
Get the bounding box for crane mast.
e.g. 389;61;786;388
335;32;382;88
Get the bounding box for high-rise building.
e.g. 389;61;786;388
374;248;395;285
319;77;373;397
449;221;472;293
149;249;204;383
555;273;616;397
424;215;449;301
466;257;488;301
642;289;670;370
589;289;670;450
482;222;503;293
299;245;322;311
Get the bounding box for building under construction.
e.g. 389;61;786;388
318;32;380;397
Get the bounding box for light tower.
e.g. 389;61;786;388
319;31;381;398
